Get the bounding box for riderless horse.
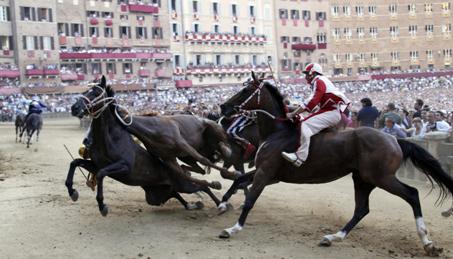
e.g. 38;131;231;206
67;76;221;216
217;72;452;256
19;113;42;148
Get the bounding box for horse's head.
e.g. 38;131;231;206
71;75;115;118
221;71;265;117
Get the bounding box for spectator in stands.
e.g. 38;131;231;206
381;117;407;138
357;97;379;127
425;111;452;133
379;103;402;128
413;99;424;118
400;109;412;130
403;117;425;139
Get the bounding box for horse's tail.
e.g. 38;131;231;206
397;138;453;204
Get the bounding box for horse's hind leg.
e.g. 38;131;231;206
173;192;204;210
376;176;443;256
27;129;35;148
319;173;375;246
36;129;40;142
165;158;222;190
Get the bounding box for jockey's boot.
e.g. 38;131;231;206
243;143;256;160
281;152;304;167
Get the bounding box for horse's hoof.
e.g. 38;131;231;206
318;237;332;247
217;202;233;215
219;230;231;239
186;201;204;210
424;244;443;257
70;190;79;202
441;209;452;217
211;181;222;190
195;201;204;209
100;205;109;217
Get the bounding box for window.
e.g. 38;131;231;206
233;25;238;34
195;54;202;66
23;36;36;50
292;36;301;43
442;2;451;12
119;26;131;38
333;28;341;40
250;26;256;35
152;27;163;39
409;25;417;36
355;6;364;16
426;50;433;60
357;27;365;39
279;9;288;19
215;54;221;65
425;24;434;34
213;2;219;15
0;6;10;22
37;8;52;22
333;53;341;63
91;63;102;74
389;4;397;15
71;23;84;36
316;33;326;43
171;23;179;36
193;23;200;33
425;3;433;13
410;51;419;60
291;10;300;20
316;12;326;20
123;63;133;74
104;27;113;37
331;6;340;17
443;49;452;58
390;26;399;37
231;4;237;17
174;55;180;67
192;1;198;13
343;27;352;40
442;24;452;34
170;0;176;11
252;55;257;66
302;10;310;20
0;36;13;50
343;5;351;16
249;5;255;17
345;53;353;63
408;3;416;13
370;27;378;38
280;36;289;43
235;55;240;65
136;27;147;39
390;51;399;61
58;23;69;36
106;63;116;74
20;7;35;21
89;27;99;37
359;53;366;62
41;36;53;50
371;53;378;62
213;24;220;33
368;5;377;15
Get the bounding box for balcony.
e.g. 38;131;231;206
154;68;165;77
0;69;20;78
128;4;159;14
44;69;59;76
89;17;99;25
291;43;317;51
185;32;266;45
138;69;150;77
186;64;269;75
60;52;171;60
104;18;113;26
317;43;327;49
0;50;13;57
175;80;193;88
59;35;67;45
25;69;44;76
60;73;78;81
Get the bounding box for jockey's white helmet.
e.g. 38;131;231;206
303;63;323;76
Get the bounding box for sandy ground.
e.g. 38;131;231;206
0;118;452;259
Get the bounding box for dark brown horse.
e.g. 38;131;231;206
67;76;221;216
218;74;453;256
20;113;42;148
15;113;25;142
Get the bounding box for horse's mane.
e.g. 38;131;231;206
262;81;288;116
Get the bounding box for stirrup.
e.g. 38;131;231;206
281;152;304;167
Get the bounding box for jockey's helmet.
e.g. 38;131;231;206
302;63;323;76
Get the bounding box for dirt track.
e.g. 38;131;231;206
0;118;452;259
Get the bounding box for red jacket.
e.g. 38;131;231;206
303;75;350;113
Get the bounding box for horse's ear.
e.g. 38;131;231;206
100;75;106;88
260;73;266;79
251;71;257;82
106;85;115;97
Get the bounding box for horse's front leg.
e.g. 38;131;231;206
65;158;97;202
96;160;130;216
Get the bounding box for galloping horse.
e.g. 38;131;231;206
15;113;25;142
67;76;221;216
20;113;42;148
218;73;453;256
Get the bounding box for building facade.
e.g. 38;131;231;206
329;0;453;76
0;0;172;86
274;0;330;78
168;0;277;87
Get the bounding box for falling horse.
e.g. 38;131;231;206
217;74;453;256
20;113;43;148
66;76;221;216
15;113;25;142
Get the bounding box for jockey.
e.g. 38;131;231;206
226;114;256;160
281;63;350;167
25;96;47;121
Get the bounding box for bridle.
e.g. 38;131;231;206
80;84;133;126
237;81;264;110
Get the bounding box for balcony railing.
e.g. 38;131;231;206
186;64;269;75
59;52;171;60
44;69;59;76
317;43;327;49
175;80;193;88
25;69;44;76
291;43;317;50
128;4;159;14
138;69;150;77
185;32;266;45
0;69;20;78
